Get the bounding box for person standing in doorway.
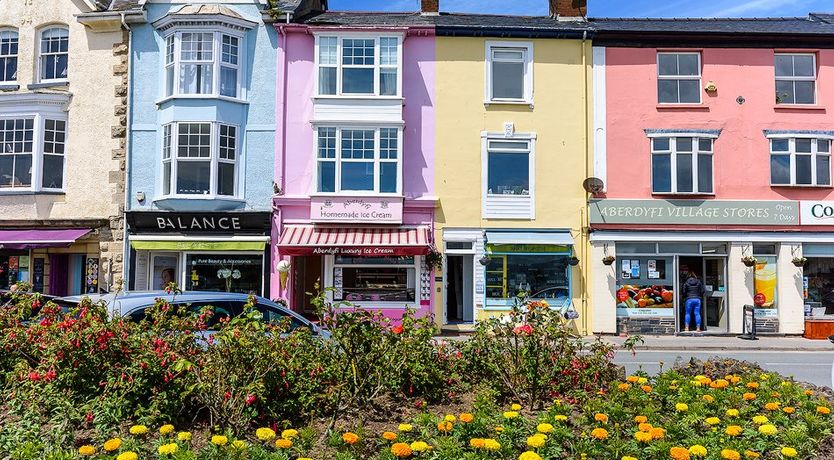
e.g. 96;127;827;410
683;272;706;332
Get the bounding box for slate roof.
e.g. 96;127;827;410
170;4;244;19
589;15;834;36
99;0;142;12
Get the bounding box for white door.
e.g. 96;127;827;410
149;252;180;291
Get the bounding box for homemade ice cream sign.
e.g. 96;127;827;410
310;196;403;224
590;200;799;225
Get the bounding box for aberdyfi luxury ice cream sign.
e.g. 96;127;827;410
590;199;799;225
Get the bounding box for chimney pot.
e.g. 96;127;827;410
421;0;439;15
549;0;587;18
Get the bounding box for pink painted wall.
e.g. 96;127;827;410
605;47;834;202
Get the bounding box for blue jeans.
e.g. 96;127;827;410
684;298;702;330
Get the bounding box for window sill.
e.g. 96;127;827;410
0;84;19;91
774;105;826;111
313;95;403;101
153;196;246;212
156;95;249;105
656;104;708;110
28;81;69;90
651;192;716;197
311;193;404;198
770;184;833;189
484;100;534;108
0;190;65;196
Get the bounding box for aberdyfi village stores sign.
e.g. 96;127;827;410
590;199;799;225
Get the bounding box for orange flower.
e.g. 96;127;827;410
469;438;486;449
634;431;653;443
817;406;831;415
618;383;631;391
711;379;729;389
743;393;756;401
641;385;653;393
649;427;665;440
783;407;796;414
382;432;397;441
390;442;412;458
274;438;292;449
725;425;743;437
590;428;608;440
804;390;814;396
746;382;759;390
721;449;741;460
634;415;648;424
459;413;474;423
638;422;653;432
627;376;639;383
764;402;780;411
670;446;691;460
437;421;453;433
594;413;608;423
342;432;359;445
702;395;715;403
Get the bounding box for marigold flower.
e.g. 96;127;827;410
634;415;648;423
675;403;689;412
343;432;359;445
752;415;769;425
817;406;831;415
622;457;638;460
781;447;798;458
747;382;760;389
765;402;780;411
804;390;814;396
460;413;474;423
743;393;757;401
554;415;568;422
726;409;739;417
533;423;552;433
158;443;178;455
634;431;652;442
519;452;542;460
275;438;292;449
103;438;122;452
618;383;631;391
470;438;486;448
649;427;665;440
511;403;522;411
230;440;245;449
594;413;608;423
670;446;691;460
78;445;96;456
641;385;653;393
129;425;148;436
159;424;175;435
482;439;500;451
725;425;743;436
383;431;397;441
211;435;229;446
256;427;276;441
637;377;648;384
444;414;456;422
177;432;192;441
721;449;741;460
638;422;653;432
494;425;505;432
783;407;796;414
703;395;715;403
744;450;760;458
705;417;720;426
398;424;413;432
390;442;412;458
282;428;299;439
411;441;431;452
116;452;138;460
711;379;729;389
626;375;639;383
758;424;778;436
689;445;708;457
527;435;546;448
591;427;609;440
503;411;519;419
437;421;453;433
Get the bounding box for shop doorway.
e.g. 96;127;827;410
445;255;474;324
678;256;728;333
293;256;323;317
150;253;179;291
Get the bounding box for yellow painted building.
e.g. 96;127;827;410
434;34;594;333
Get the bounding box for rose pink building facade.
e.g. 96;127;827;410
271;15;437;320
589;16;834;338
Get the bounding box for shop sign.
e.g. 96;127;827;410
310;196;403;224
590;199;798;225
126;212;270;235
616;307;674;317
754;308;778;318
800;201;834;225
487;244;569;254
311;246;423;256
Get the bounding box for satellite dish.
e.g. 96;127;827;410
583;177;605;194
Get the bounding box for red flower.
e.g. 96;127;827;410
513;324;534;336
28;371;40;382
43;369;57;382
85;411;94;423
392;325;404;335
245;394;257;406
224;390;232;400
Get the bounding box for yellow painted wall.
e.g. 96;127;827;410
434;36;593;332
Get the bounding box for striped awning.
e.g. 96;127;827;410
277;225;431;257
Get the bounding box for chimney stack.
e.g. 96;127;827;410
420;0;439;15
549;0;587;18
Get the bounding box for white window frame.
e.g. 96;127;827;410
0;112;68;193
481;132;536;219
775;53;817;106
160;121;240;199
160;29;246;101
657;52;702;105
312;125;403;195
37;26;69;84
768;135;832;187
0;29;18;83
648;134;717;195
314;33;404;98
485;41;534;105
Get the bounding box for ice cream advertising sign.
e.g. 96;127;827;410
310;196;403;224
590;199;798;225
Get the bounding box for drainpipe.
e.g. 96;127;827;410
581;29;590;334
120;12;133;293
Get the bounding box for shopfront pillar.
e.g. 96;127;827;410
778;243;804;334
727;243;752;334
591;241;617;333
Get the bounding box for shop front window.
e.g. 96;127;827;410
753;244;778;312
485;252;570;307
333;256;415;303
0;251;29;289
802;244;834;315
616;256;675;315
185;254;263;294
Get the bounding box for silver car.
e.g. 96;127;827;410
56;291;326;337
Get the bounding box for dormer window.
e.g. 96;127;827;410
163;31;242;99
316;35;402;97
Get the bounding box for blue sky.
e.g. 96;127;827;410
328;0;833;17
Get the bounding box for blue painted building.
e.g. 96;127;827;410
124;1;277;295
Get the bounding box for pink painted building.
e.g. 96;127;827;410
271;13;437;319
589;16;834;337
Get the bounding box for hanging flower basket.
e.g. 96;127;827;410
741;256;758;267
602;255;616;266
792;257;807;267
424;248;443;271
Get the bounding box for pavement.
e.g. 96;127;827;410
600;334;834;351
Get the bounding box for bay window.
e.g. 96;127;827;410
0;116;66;191
0;29;18;82
770;137;830;186
39;27;68;83
161;122;238;197
651;136;714;194
316;35;401;97
315;126;401;194
163;30;243;99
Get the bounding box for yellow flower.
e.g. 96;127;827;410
726;409;739;417
211;435;229;446
460;413;474;423
637;377;648;384
511;403;522;411
591;428;609;440
781;447;798;458
527;435;546;448
398;423;413;432
702;394;715;403
675;403;689;412
503;411;519;419
764;402;780;411
470;438;486;449
519;452;542;460
725;425;743;436
634;431;652;442
622;457;638;460
744;450;761;458
758;424;778;436
342;432;359;445
129;425;148;436
817;406;831;415
382;431;397;441
689;445;708;457
783;407;796;414
103;438;122;452
391;442;412;458
410;441;431;452
282;428;299;439
78;445;96;456
670;446;691;460
116;453;138;460
743;393;757;401
705;417;720;426
537;423;554;433
158;443;178;455
752;415;769;425
482;439;500;451
721;449;741;460
232;440;246;450
256;427;276;441
594;413;609;423
634;415;648;423
444;414;456;422
494;425;504;432
275;438;292;449
437;421;453;433
177;432;192;442
554;415;568;422
159;424;175;435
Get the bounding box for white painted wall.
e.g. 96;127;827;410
591;241;617;333
778;242;805;334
